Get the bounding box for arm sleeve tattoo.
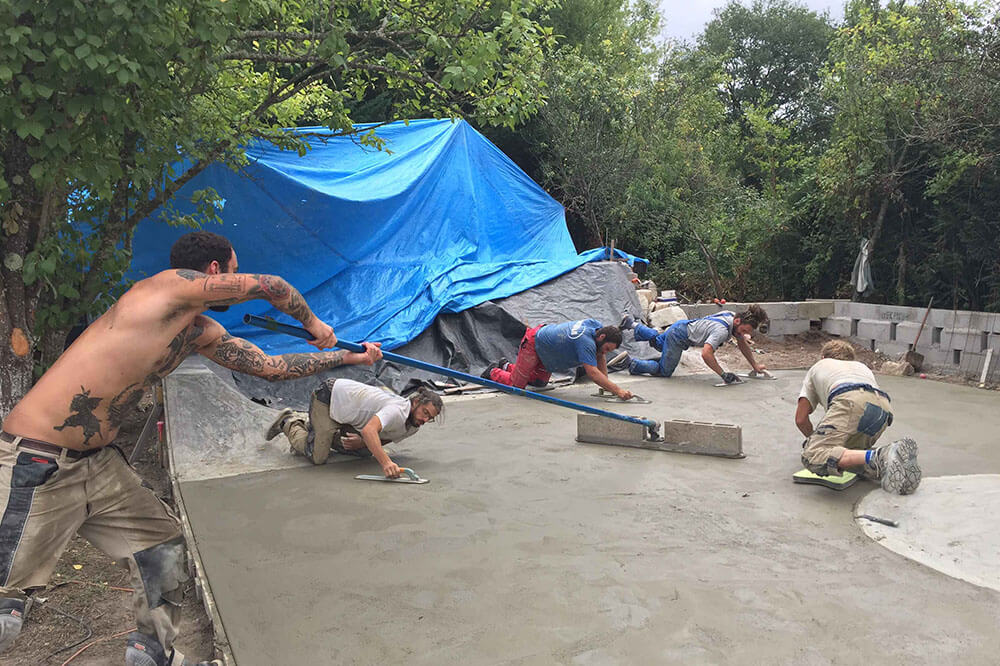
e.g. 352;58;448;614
209;335;349;380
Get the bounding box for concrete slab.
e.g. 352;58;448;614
169;370;1000;665
856;475;1000;593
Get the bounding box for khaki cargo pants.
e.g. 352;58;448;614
282;379;369;465
802;390;893;476
0;436;186;653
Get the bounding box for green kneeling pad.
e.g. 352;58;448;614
792;468;858;490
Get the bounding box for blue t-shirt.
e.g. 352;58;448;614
534;319;601;372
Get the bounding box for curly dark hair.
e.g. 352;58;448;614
169;231;233;272
737;304;770;333
596;325;623;347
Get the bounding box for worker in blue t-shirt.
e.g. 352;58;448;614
614;305;770;384
482;319;634;400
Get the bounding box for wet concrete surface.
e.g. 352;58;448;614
168;369;1000;665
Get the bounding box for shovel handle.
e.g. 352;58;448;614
912;298;934;347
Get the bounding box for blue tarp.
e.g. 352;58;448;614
129;119;635;352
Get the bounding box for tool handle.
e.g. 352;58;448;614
242;315;660;435
400;467;420;481
911;297;934;347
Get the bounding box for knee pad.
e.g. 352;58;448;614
0;598;25;653
133;536;189;610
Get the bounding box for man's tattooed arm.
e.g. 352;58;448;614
192;273;317;325
202;334;358;380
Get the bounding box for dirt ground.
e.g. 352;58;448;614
6;393;215;666
7;328;987;665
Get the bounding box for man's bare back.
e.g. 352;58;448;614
2;267;374;451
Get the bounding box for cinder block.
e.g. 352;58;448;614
940;328;983;350
659;419;744;458
856;319;892;341
576;414;649;447
765;319;810;337
833;300;852;317
894;321;925;346
798;300;835;320
822;317;852;337
872;305;912;323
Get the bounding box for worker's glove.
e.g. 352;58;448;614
721;372;739;384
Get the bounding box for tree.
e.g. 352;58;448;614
699;0;834;186
0;0;554;414
817;0;995;304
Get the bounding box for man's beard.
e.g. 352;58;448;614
209;305;230;312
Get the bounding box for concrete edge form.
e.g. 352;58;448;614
163;375;236;666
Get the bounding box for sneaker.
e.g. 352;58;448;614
619;314;635;331
607;350;631;372
498;357;511;371
264;408;294;441
480;362;499;380
871;438;922;495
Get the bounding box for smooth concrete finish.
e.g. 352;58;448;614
172;371;1000;665
856;475;1000;592
164;358;313;481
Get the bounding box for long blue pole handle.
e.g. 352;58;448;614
243;314;659;436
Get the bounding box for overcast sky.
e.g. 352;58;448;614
658;0;845;43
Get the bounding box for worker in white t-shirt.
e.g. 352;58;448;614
795;340;920;494
265;378;442;478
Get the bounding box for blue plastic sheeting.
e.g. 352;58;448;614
129;119;600;352
579;247;649;268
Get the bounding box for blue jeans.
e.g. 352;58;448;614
629;322;689;376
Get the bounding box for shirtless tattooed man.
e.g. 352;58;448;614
0;231;382;666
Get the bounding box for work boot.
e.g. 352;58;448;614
264;408;294;441
126;632;222;666
619;313;635;331
607;351;631;372
867;438;921;495
480;362;500;380
498;357;510;371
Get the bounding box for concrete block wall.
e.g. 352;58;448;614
824;301;1000;380
645;298;998;380
674;300;834;342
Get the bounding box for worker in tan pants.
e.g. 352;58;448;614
0;438;186;656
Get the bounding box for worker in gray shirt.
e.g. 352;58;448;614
615;305;770;383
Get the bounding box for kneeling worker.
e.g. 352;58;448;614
616;305;769;384
266;379;443;478
481;319;633;401
796;340;920;494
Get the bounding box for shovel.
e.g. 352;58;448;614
903;298;933;371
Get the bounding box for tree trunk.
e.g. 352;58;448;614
895;242;906;305
1;132;42;416
691;227;725;299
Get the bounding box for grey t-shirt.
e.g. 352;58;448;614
686;311;735;349
329;379;418;443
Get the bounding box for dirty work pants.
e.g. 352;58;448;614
281;381;368;465
489;325;552;388
801;388;893;476
0;435;186;654
629;322;689;377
